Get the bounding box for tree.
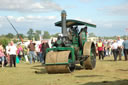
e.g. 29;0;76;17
35;30;41;35
51;33;59;38
88;33;96;37
13;39;18;43
34;30;41;41
6;33;14;38
43;31;51;39
0;37;10;48
27;28;34;40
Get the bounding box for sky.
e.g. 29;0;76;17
0;0;127;36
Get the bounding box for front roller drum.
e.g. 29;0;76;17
45;65;71;73
82;42;96;69
45;51;75;73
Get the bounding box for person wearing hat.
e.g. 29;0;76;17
122;37;128;61
96;39;104;60
117;36;124;60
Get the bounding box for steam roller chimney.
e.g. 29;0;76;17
61;10;67;36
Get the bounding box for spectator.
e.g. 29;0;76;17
17;43;23;61
111;40;118;61
96;39;104;60
110;40;114;55
41;40;49;64
0;43;5;68
35;43;40;62
39;40;44;63
6;43;10;64
23;46;29;62
117;36;124;60
104;46;107;57
28;40;36;64
103;40;107;57
107;41;111;56
9;41;17;67
122;37;128;61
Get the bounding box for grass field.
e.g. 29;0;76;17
0;56;128;85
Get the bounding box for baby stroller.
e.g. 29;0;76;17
0;56;8;66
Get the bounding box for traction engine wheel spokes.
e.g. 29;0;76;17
45;51;75;74
83;42;96;69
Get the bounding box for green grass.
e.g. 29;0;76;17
0;56;128;85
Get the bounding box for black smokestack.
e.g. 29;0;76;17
61;10;67;36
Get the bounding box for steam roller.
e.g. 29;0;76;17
45;10;96;73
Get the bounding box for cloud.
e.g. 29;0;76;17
16;17;25;22
0;15;127;36
0;0;62;13
0;24;2;28
103;24;113;28
90;20;128;36
100;3;128;16
0;15;59;35
7;16;15;19
6;15;57;22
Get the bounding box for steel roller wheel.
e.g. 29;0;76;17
45;51;75;74
82;41;96;69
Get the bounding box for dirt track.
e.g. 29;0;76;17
0;56;128;85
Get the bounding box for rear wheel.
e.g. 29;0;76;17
82;42;96;69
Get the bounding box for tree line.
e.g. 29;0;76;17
0;29;127;48
0;28;59;44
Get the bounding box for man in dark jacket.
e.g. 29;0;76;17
123;37;128;61
41;40;49;64
28;40;36;64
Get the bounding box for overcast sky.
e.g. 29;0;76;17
0;0;127;36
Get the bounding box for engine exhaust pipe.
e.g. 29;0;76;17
61;10;67;36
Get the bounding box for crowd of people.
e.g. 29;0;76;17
0;40;49;68
96;36;128;61
1;35;128;68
